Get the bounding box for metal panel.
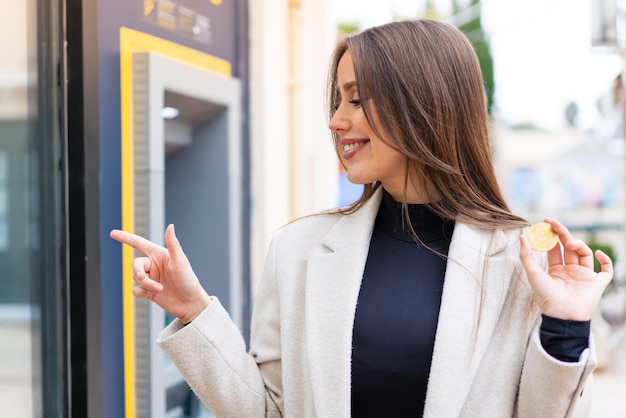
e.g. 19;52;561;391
131;50;242;418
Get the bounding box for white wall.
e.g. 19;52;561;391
0;1;32;120
249;0;338;293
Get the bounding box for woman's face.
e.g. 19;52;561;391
329;51;421;202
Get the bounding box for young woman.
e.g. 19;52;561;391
111;19;613;417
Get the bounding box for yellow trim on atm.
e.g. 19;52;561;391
119;27;231;417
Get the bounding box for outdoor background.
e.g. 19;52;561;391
1;0;625;416
330;1;626;417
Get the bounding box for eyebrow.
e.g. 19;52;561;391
337;80;357;93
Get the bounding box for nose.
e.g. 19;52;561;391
329;106;350;133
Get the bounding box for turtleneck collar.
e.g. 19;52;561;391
376;188;454;244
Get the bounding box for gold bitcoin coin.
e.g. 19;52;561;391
526;222;559;251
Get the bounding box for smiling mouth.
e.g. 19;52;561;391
342;140;369;160
343;141;368;153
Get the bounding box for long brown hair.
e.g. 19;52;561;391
327;19;528;231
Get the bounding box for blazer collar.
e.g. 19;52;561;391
304;189;382;416
424;223;517;417
320;189;383;252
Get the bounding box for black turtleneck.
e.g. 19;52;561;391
351;189;454;417
350;189;590;417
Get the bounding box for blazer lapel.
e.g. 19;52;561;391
305;190;382;417
423;223;518;417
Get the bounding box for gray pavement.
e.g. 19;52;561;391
0;323;33;417
591;337;626;417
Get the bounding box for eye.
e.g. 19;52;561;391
348;99;361;107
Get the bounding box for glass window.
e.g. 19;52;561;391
0;1;66;416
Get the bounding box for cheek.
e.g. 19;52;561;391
385;152;407;172
372;140;404;163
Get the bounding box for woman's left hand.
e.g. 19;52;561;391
519;218;614;321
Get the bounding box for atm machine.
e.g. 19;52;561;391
130;51;242;418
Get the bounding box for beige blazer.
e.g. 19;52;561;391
158;190;596;417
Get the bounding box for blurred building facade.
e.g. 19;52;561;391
493;124;625;264
490;0;626;281
248;0;338;295
0;0;338;417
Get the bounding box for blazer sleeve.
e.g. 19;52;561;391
517;317;596;418
157;237;284;418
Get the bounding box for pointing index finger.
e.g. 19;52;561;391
110;229;161;254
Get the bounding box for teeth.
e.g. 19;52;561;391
343;142;364;152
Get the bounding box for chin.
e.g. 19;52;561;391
345;172;373;186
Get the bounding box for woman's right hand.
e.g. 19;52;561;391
110;224;211;324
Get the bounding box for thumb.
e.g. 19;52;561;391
164;224;186;262
519;235;545;285
595;250;614;276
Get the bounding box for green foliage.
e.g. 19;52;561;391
452;0;495;114
337;22;360;35
588;240;615;273
564;101;579;127
587;240;621;293
424;0;439;19
509;122;540;130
